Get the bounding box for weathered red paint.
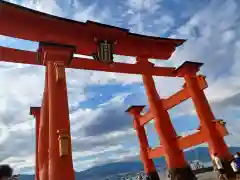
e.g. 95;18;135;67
40;44;75;180
0;1;184;60
0;46;177;76
38;69;49;180
0;1;235;179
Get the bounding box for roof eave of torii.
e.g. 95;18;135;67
0;0;186;60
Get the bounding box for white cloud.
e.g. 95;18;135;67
126;0;162;13
73;145;123;160
0;35;7;42
72;144;126;171
123;0;166;35
1;155;35;174
225;119;240;147
168;0;240;107
0;123;9;144
72;1;110;23
153;15;175;34
165;0;240;152
22;0;64;16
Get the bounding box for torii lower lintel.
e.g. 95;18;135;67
0;46;178;77
0;46;37;65
148;120;229;159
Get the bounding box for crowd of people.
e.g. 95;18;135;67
211;152;240;180
1;153;239;180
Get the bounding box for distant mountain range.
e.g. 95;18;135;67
18;146;240;180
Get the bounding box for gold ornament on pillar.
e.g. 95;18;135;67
57;129;69;157
54;62;65;83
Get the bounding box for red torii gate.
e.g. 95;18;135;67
0;1;235;180
126;68;233;179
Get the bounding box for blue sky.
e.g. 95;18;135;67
1;0;240;174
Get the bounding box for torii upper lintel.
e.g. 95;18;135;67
0;1;186;60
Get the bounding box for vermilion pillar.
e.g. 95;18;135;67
38;42;75;180
126;106;160;180
30;107;41;180
178;61;235;178
38;68;49;180
137;58;196;179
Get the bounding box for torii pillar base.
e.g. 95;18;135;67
168;166;196;180
146;171;160;180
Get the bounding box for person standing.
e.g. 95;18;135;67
0;165;13;180
235;153;240;169
229;156;238;179
11;174;19;180
234;153;240;179
212;153;228;180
